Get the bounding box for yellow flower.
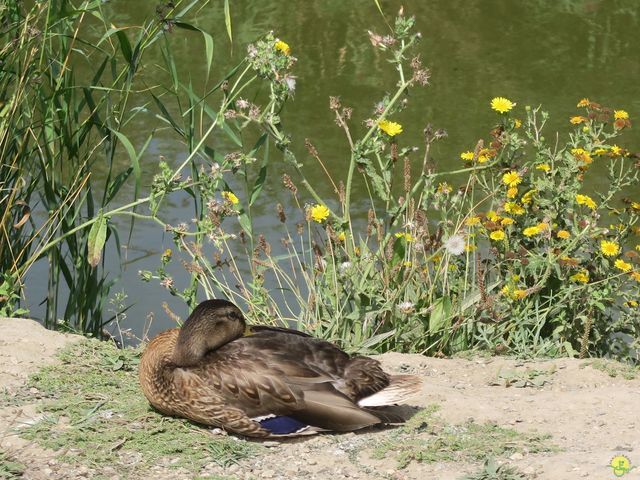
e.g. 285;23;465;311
614;259;632;272
222;191;239;205
614;110;629;120
465;243;477;252
575;194;597;210
477;148;494;163
594;148;607;156
486;210;500;222
502;171;522;187
631;202;640;211
466;216;481;227
394;232;414;242
501;285;511;296
523;226;541;237
504;202;525;215
600;240;620;257
610;145;622;156
577;98;590;107
570;271;589;283
337;232;346;242
274;40;291;55
514;119;522;128
631;271;640;282
490;230;505;241
491;97;515;113
625;300;639;308
521;189;537;205
512;289;527;300
500;217;514;226
437;182;453;194
557;230;570;239
571;148;593;165
310;204;330;223
636;244;640;252
535;163;551;173
378;119;403;136
460;151;475;161
403;261;412;267
506;187;518;198
570;116;587;124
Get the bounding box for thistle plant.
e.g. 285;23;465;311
143;8;640;362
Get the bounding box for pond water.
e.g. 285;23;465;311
24;0;640;340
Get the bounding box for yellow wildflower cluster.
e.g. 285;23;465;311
556;230;570;239
535;163;551;173
506;187;518;198
577;98;591;107
570;116;587;124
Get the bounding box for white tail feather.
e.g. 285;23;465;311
357;374;423;407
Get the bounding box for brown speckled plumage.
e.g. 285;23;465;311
139;299;422;437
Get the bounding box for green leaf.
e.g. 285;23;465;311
249;134;269;207
115;29;132;63
391;238;406;265
224;0;233;43
429;296;452;336
238;213;252;240
111;130;145;204
87;213;108;268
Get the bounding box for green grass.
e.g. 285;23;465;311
581;359;639;380
0;452;25;480
371;406;557;469
3;340;262;477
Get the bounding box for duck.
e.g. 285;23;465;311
139;299;423;437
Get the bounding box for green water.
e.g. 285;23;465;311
25;0;640;337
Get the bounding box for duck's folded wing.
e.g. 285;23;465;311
293;387;382;431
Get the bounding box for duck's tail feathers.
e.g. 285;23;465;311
357;374;423;407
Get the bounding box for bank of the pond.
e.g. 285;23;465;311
0;317;639;480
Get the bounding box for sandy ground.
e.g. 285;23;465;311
1;317;639;480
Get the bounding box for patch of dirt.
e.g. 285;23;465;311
1;317;638;479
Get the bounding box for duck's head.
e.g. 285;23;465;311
173;299;246;367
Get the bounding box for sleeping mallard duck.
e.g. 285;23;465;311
139;299;423;437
